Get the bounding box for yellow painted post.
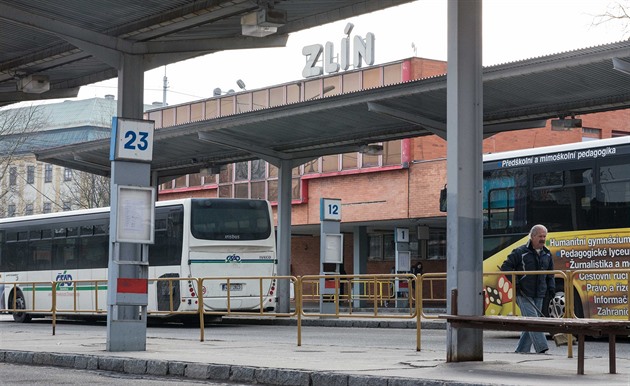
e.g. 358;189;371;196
297;276;302;347
511;273;517;316
198;278;205;342
567;272;573;359
52;282;57;336
416;274;422;351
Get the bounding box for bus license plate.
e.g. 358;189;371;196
221;283;243;291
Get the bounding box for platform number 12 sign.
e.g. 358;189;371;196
111;117;155;162
321;198;342;221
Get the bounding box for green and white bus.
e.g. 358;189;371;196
0;198;278;323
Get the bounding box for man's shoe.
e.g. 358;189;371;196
538;348;549;354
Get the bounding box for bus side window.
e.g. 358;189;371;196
598;164;630;228
531;168;594;231
32;239;52;271
487;188;512;230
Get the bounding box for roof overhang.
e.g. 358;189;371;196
0;0;414;107
34;41;630;181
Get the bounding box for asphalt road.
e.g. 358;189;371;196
0;362;253;385
1;315;629;384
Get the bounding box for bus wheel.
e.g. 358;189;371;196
547;291;565;318
9;291;31;323
546;289;584;319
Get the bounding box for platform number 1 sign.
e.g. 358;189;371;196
321;198;342;221
111;117;155;162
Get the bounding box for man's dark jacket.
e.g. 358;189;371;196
500;240;555;298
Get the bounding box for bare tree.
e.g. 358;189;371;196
59;98;115;210
0;104;47;202
593;1;630;38
62;170;111;209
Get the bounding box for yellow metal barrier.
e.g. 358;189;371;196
301;278;391;305
5;269;628;353
197;276;298;342
484;270;573;358
298;274;422;350
51;279;107;335
418;273;447;319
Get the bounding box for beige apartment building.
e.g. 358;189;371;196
0;97;120;216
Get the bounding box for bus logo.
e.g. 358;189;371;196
226;254;241;263
55;271;74;290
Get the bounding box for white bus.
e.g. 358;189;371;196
0;198;278;323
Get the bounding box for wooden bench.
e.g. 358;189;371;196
439;314;630;375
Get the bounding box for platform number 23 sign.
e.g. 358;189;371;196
112;117;155;162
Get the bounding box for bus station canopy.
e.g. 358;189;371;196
33;40;630;181
0;0;414;107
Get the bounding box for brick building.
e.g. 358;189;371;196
149;57;630;279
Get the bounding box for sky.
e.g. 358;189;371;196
74;0;628;106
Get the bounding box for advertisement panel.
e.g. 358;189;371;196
483;229;630;319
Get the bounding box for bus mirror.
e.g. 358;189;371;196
439;185;447;212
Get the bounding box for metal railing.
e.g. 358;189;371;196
2;269;629;353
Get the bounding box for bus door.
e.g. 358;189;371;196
76;224;109;313
50;226;81;313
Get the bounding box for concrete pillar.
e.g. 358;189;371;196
106;53;151;351
276;159;293;313
446;0;484;361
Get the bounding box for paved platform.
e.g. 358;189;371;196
1;315;629;386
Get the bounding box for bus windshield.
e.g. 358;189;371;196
190;199;272;241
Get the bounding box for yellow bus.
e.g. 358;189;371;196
482;137;630;319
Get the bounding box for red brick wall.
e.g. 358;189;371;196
409;58;448;79
408;159;447;218
301;171;410;225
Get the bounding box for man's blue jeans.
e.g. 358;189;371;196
515;295;549;353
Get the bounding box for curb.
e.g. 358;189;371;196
0;349;488;386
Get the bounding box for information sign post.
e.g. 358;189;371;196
319;198;343;315
394;227;410;308
106;117;155;351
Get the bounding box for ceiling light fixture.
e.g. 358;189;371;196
241;6;286;37
551;116;582;131
359;144;384;155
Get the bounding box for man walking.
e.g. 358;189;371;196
501;224;555;354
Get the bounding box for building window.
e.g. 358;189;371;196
582;127;601;141
45;164;53;182
383;140;402;166
25;204;33;216
174;175;187;188
235;161;249;181
383;234;395;260
189;173;202;187
9;167;17;186
7;204;16;217
62;201;71;211
428;228;447;260
251;159;266;180
43;202;52;214
64;168;73;181
368;234;383;260
612;130;630;138
26;166;35;184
